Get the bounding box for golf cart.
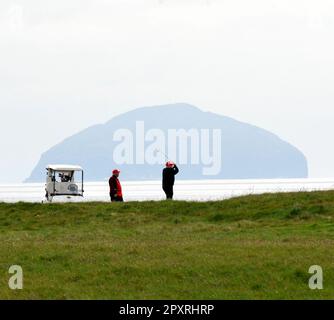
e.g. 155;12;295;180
45;165;84;202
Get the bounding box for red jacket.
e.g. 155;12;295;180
109;175;122;197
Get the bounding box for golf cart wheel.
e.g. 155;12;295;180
45;192;53;203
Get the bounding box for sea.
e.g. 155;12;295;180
0;179;333;203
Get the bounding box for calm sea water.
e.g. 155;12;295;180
0;179;333;203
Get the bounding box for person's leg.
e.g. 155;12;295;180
165;187;173;200
110;193;117;202
168;187;174;200
163;186;168;199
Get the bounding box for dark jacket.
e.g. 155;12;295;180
109;175;122;197
162;165;179;188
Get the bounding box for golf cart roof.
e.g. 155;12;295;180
46;164;83;171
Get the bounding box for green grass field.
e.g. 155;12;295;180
0;191;334;300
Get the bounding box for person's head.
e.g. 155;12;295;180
165;161;175;168
112;169;120;177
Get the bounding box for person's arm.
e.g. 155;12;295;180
162;169;166;185
173;165;179;175
109;177;118;196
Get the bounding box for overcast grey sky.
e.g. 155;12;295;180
1;0;334;183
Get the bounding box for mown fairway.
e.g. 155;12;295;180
0;191;334;299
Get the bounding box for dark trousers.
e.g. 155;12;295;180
110;194;124;202
163;186;174;200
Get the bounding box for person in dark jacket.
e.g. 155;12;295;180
162;161;179;200
109;169;123;202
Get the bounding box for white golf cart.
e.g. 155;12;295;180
45;165;84;202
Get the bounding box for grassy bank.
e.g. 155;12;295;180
0;191;334;299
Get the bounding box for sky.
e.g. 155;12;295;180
0;0;334;183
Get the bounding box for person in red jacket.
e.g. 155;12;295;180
109;169;123;202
